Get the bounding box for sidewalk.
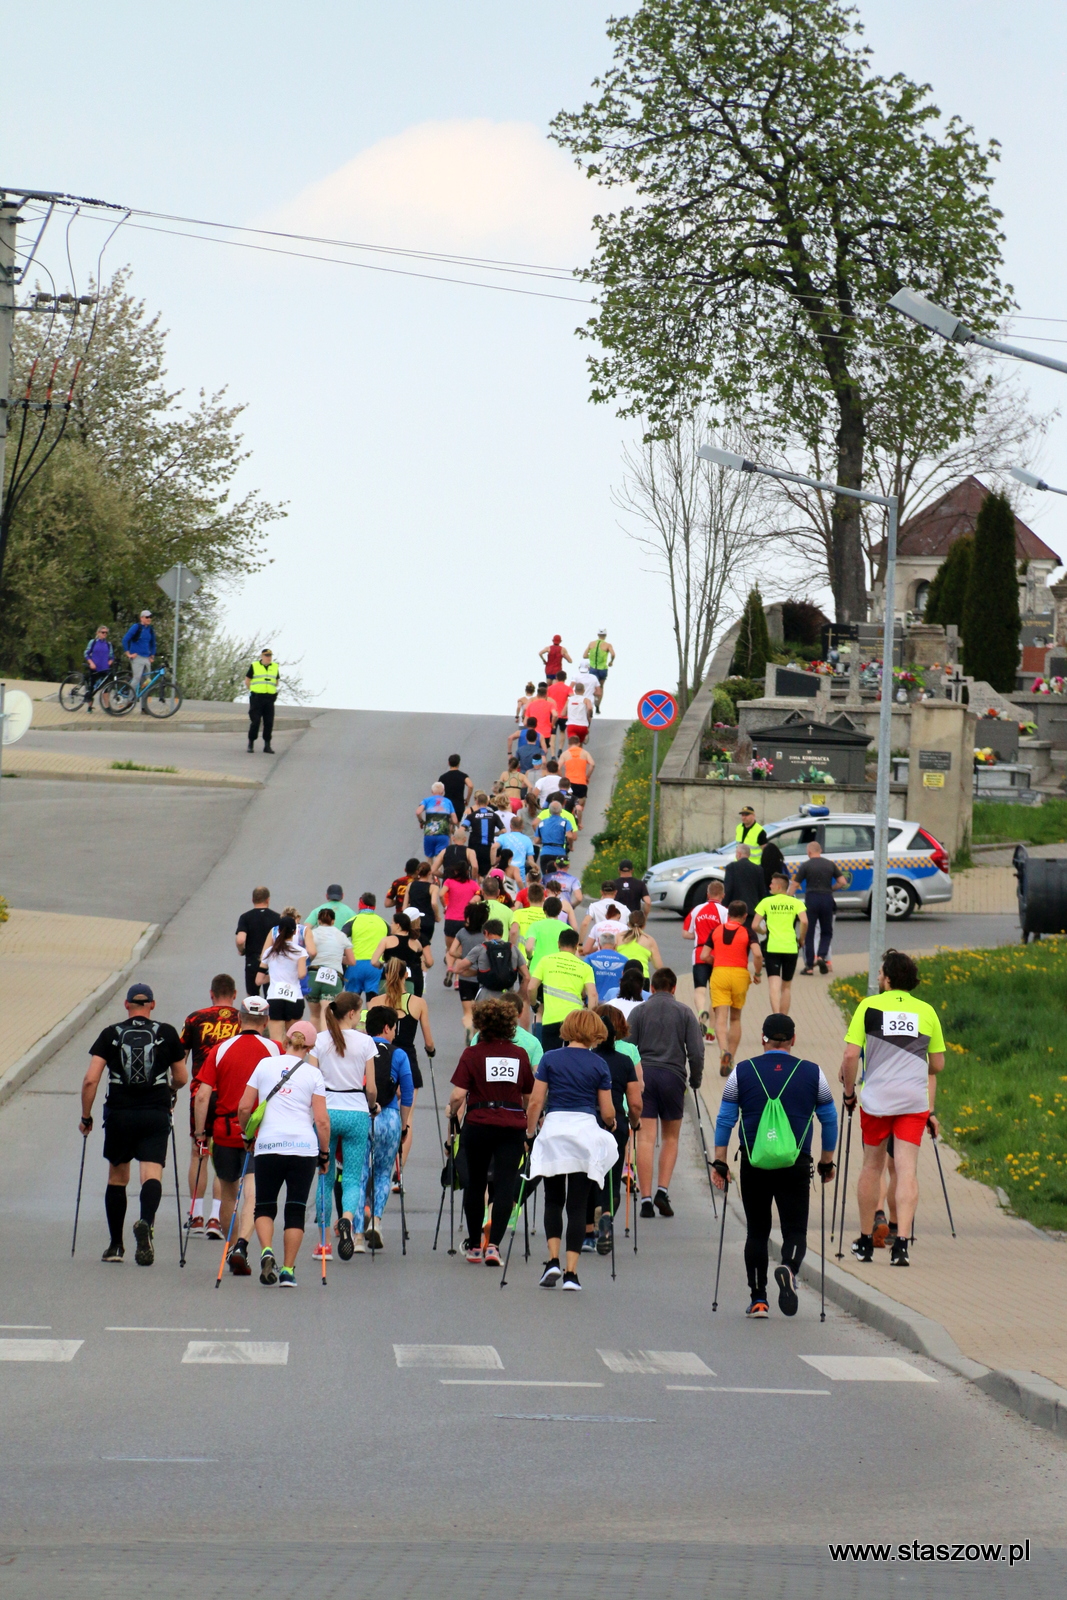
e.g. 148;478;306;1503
689;951;1067;1391
1;746;261;788
2;679;312;734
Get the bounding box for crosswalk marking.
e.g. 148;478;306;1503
800;1356;936;1383
0;1339;82;1362
181;1341;288;1365
440;1380;603;1387
597;1349;714;1376
393;1343;503;1369
667;1385;830;1395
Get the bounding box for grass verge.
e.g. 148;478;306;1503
582;721;677;894
973;798;1067;846
110;760;178;774
831;943;1067;1232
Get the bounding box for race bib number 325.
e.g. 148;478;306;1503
485;1057;520;1083
883;1011;919;1039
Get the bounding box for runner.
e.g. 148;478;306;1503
470;990;543;1067
613;861;651;918
524;681;555;747
313;993;378;1258
543;869;582;922
708;900;763;1074
585;1004;644;1252
181;975;241;1237
535;800;575;872
238;1020;330;1288
363;959;434;1169
840;948;947;1266
402;862;442;951
580;881;628;940
450;998;536;1266
616;911;662;978
586;930;629;1003
439;754;472;817
471;918;526;1002
508;716;547;776
497;757;529;806
447;902;490;1037
682;880;728;1038
515;681;537;725
546;673;571;755
416;783;456;860
539;634;572;679
711;1013;838;1317
526;895;567;974
559;737;595;822
790;840;848;976
81;984;188;1265
362;1010;415;1251
752;873;808;1016
386;860;421;913
235;886;275;999
582;630;616;712
432;826;480;883
532;758;564;809
582;903;627;953
305;909;353;1032
530;927;597;1052
257;915;308;1043
194;997;280;1276
565;680;594;745
495;814;537;882
373;910;429;997
341;894;390;998
467;792;505;876
628;967;704;1220
613;964;648;1021
526;1010;619;1291
480;876;518;944
304;883;357;933
441;863;481;980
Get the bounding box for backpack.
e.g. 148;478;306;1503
110;1019;168;1090
480;940;517;992
371;1040;399;1110
740;1059;813;1170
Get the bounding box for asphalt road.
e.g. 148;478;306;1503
0;709;1063;1599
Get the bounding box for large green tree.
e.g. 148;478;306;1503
1;269;283;679
732;587;771;679
961;492;1019;691
553;0;1010;624
923;534;973;631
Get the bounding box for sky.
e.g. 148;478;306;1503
5;1;1067;713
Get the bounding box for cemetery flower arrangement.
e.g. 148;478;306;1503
974;748;998;765
748;757;775;780
1020;721;1037;735
892;667;926;689
1031;676;1066;694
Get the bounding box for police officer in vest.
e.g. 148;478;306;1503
244;647;280;754
735;805;767;864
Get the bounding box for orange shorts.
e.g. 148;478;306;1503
860;1110;928;1147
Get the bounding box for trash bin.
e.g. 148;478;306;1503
1014;845;1067;942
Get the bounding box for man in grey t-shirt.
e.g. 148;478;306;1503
791;842;847;975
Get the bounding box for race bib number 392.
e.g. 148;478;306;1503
485;1057;520;1084
883;1011;919;1039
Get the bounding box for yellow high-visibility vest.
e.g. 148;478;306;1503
735;821;763;864
249;660;280;696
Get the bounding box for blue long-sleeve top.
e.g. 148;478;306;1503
372;1037;415;1107
714;1050;838;1158
121;621;156;655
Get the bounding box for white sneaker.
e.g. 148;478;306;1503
352;1233;366;1254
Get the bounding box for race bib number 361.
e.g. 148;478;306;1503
883;1011;919;1039
485;1057;520;1083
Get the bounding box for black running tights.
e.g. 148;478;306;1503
542;1171;591;1256
738;1155;811;1296
462;1124;526;1248
253;1154;317;1232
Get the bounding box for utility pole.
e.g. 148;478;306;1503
0;199;19;539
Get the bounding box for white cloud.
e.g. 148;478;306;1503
269;118;598;263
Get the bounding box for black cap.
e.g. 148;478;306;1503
762;1013;795;1042
126;982;154;1003
326;884;343;900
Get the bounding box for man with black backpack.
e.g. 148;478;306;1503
472;918;527;1003
80;983;188;1265
711;1014;838;1319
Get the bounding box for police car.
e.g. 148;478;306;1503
648;808;952;921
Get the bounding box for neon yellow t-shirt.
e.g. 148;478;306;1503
532;951;594;1025
754;894;801;955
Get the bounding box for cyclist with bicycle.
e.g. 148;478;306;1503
122;610;157;715
83;626;114;714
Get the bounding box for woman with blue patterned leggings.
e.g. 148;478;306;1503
313;995;379;1258
360;1008;414;1251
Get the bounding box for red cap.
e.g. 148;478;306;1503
552;634;561;643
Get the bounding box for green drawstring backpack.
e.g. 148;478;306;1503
741;1059;814;1170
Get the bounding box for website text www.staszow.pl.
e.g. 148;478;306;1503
829;1541;1030;1566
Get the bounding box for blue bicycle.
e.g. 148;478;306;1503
108;664;183;719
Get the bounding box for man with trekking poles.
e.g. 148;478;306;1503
711;1013;837;1318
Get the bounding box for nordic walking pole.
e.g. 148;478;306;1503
929;1122;957;1238
319;1172;328;1287
631;1129;638;1255
624;1131;632;1239
395;1149;409;1255
711;1164;729;1312
447;1113;458;1257
187;1145;206;1239
829;1120;843;1242
523;1192;530;1262
820;1167;827;1323
499;1156;530;1289
835;1104;854;1261
425;1047;443;1151
71;1133;88;1257
170;1120;187;1268
367;1115;377;1261
691;1085;718;1220
608;1165;616;1283
215;1150;250;1287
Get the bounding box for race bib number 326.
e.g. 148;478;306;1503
883;1011;919;1039
485;1057;520;1084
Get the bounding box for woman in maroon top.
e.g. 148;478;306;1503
448;999;535;1266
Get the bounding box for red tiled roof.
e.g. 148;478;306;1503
872;476;1060;564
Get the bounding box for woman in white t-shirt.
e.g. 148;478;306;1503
312;993;379;1260
238;1020;330;1288
306;908;353;1032
257;915;309;1042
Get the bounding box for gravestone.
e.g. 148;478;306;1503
750;712;870;787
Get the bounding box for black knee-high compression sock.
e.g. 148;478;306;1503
139;1178;162;1226
105;1184;127;1247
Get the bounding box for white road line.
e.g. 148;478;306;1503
440;1380;604;1388
103;1457;218;1463
666;1385;831;1395
800;1355;937;1383
0;1339;83;1362
598;1349;714;1376
393;1343;502;1369
107;1327;252;1333
0;1325;51;1330
181;1341;288;1365
494;1413;656;1423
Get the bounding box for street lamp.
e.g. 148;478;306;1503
887;288;1067;377
1009;466;1067;497
699;445;898;995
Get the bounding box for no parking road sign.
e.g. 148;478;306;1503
638;690;678;730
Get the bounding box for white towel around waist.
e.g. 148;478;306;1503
528;1110;619;1185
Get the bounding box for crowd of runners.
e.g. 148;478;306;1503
76;626;950;1312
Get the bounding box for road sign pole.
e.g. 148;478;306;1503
647;729;659;874
172;561;182;689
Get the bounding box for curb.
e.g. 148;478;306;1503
0;922;162;1109
4;767;262;789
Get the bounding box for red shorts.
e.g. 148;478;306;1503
566;724;589;745
860;1109;928;1148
